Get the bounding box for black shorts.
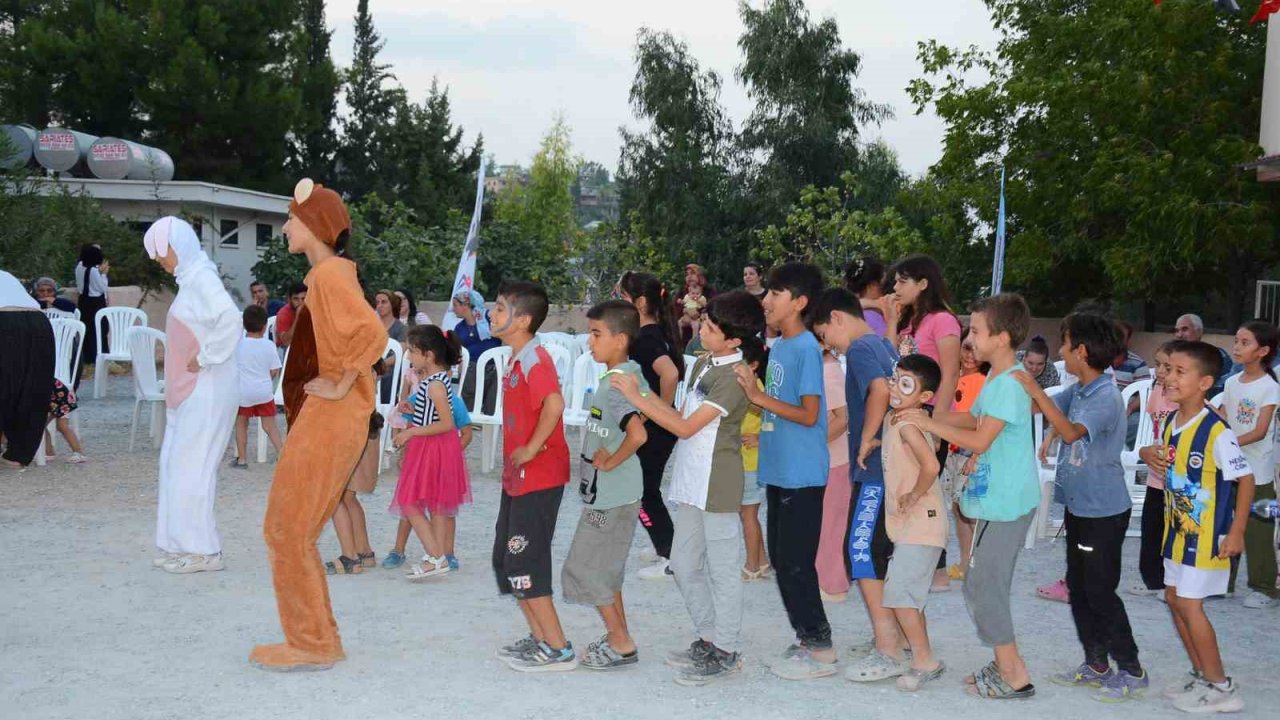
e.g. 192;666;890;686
492;485;565;599
848;481;893;581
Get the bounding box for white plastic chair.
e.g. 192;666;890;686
265;315;278;345
1027;385;1066;545
455;346;471;390
471;346;511;472
539;331;580;372
375;339;405;472
544;343;572;386
674;354;700;410
41;307;77;322
34;319;86;467
127;327;167;452
564;353;607;446
94;306;147;398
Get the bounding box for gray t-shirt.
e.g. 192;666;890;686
579;360;647;509
1053;374;1132;517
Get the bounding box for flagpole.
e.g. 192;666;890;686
441;157;489;329
991;166;1007;295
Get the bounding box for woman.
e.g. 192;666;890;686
145;217;242;574
743;262;767;301
253;178;387;672
32;277;77;313
74;244;109;379
0;270;55;469
452;289;499;414
844;257;888;337
395;288;432;327
373;289;405;343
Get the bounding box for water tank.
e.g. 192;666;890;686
87;137;175;181
0;124;37;169
34;127;98;173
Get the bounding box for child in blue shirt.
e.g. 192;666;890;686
735;262;832;680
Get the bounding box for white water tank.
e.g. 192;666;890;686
34;127;98;173
87;137;175;181
0;124;38;169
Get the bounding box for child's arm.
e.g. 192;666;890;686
855;377;890;468
395;382;456;444
510;391;565;466
1235;405;1276;447
897;407;1006;455
898;424;942;512
827;405;848;444
734;363;821;426
1011;370;1085;443
1220;474;1255;559
592;414;648;471
611;372;723;439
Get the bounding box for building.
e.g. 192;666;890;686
30;176;289;304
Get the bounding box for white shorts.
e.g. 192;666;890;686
1163;559;1229;600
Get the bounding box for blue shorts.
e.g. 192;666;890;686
742;471;764;506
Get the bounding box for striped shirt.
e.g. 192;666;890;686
410;371;453;427
1161;408;1252;570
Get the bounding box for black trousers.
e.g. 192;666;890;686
1138;486;1166;591
0;311;55;466
1065;509;1141;673
767;484;831;649
636;425;677;559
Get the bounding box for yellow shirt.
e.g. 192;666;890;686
741;380;764;472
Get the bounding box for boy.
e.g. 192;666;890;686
810;288;907;682
896;293;1039;699
1014;314;1147;702
489;281;576;672
615;290;763;685
562;300;649;670
881;354;946;691
734;262;833;680
233;304;283;468
1139;341;1252;713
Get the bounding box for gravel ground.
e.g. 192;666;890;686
2;374;1277;720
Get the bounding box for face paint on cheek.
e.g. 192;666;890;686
490;310;515;335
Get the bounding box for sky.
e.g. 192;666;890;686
324;1;999;177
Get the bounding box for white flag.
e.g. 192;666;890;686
441;157;488;330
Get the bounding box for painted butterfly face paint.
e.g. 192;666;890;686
888;370;919;408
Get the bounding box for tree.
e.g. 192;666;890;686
911;0;1280;326
385;80;484;229
287;0;340;183
337;0;403;201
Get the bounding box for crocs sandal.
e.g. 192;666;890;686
967;663;1035;699
845;650;908;682
1036;578;1069;603
325;556;362;575
357;551;376;569
897;661;946;692
947;564;966;581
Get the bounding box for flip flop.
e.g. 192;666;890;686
897;661;946;692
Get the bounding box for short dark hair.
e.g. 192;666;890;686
243;304;268;333
969;293;1030;348
586;300;641;348
1059;313;1124;372
745;261;764;275
1167;340;1222;381
766;262;825;316
898;353;942;394
288;281;308;297
706;290;766;349
250;281;266;290
498;280;550;333
808;287;864;327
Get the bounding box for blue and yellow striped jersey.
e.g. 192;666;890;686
1161;409;1251;570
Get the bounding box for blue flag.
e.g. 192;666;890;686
991;166;1006;295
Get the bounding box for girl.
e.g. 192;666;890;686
618;271;685;579
943;328;987;580
1019;336;1061;389
325;411;382;575
45;378;89;464
740;351;770;580
844;256;888;337
1219;321;1279;609
390;325;471;581
816;341;852;601
73;243;108;385
1129;341;1178;597
395;288;432;327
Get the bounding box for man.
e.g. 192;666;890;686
250;281;286;317
275;282;308;349
1173;314;1231;396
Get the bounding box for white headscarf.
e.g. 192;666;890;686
0;269;39;309
144;216;218;286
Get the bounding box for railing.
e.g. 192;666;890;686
1257;280;1280;325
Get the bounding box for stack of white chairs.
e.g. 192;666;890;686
375;338;405;472
34;318;86;467
126;326;167;452
94;307;147;399
564;353;607;446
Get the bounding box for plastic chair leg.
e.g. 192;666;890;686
95;358;107;398
256;417;268;463
129;400;141;452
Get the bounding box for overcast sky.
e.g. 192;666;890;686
325;0;999;177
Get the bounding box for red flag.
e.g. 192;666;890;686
1254;0;1280;23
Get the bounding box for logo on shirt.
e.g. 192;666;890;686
1229;455;1249;473
1188;452;1204;470
1235;398;1259;427
507;372;520;389
506;535;528;555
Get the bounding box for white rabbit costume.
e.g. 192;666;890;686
147;217;241;558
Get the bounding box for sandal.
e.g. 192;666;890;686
357;551;376;569
405;555;451;582
1036;578;1069;603
325;555;362;575
897;661;946;692
967;663;1035;699
947;564;966;581
844;650;909;683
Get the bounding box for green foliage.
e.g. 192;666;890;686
386;80;484;229
337;0;404;199
287;0;340;182
574;214;690;303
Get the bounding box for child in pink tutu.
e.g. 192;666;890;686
390;325;471;581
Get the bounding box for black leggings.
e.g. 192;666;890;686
0;311;55;466
636;425;677;558
1138;485;1166;591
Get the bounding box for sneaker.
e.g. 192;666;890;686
446;555;460;571
639;547;661;564
1126;583;1163;597
1093;669;1149;703
1242;590;1277;609
674;647;742;686
496;634;539;660
581;635;639;671
1162;669;1205;699
162;553;224;574
638;558;673;580
1172;678;1244;713
66;452;90;464
770;646;839;681
381;550;405;569
1051;662;1115;688
666;639;714;670
151;552;182;568
508;641;579;673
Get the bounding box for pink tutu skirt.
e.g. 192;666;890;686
390;431;471;517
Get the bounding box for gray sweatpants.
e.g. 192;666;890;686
670;503;744;653
963;510;1036;647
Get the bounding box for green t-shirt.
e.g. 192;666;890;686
579;360;648;509
957;364;1041;522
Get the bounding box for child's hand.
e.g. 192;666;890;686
898;490;920;514
610;373;642;401
510;445;537;467
741;432;759;449
1219;530;1245;559
879;294;900;331
893;408;930;431
1010;370;1041;397
591;448;612;471
397;401;412;415
856;438;881;470
1038;437;1053;465
392;430;410;448
734;365;761;400
962;453;979;476
1139;444;1167;474
304;377;346;400
187;356;202;373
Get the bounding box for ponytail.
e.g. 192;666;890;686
1241;320;1279;381
619;271;686;375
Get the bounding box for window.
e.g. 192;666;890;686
257;223;273;248
219;219;239;247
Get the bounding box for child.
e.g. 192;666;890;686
1139;340;1253;713
1218;321;1278;609
681;282;707;339
325;412;382;574
44;378;88;463
882;354;946;691
734;262;833;680
739;350;770;581
1131;342;1178;597
389;325;471;582
944;328;986;580
816;341;851;601
562;301;649;670
614;290;764;686
896;293;1039;699
1018;336;1061;390
810;288;905;682
1014;313;1147;702
232;304;283;468
489;281;575;672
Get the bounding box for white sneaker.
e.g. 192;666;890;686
65;452;90;464
1162;669;1204;699
163;553;225;574
638;558;673;580
639;547;660;564
1125;583;1162;596
1172;678;1244;713
769;647;839;681
1242;590;1276;609
152;552;182;568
